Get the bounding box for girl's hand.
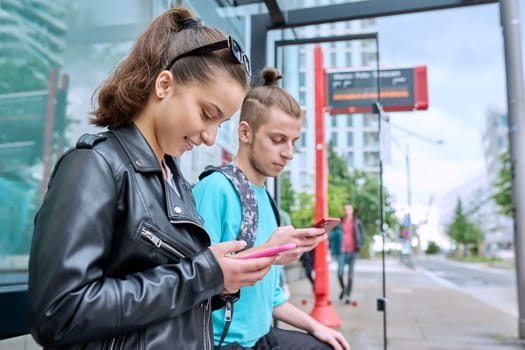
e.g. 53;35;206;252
209;240;275;294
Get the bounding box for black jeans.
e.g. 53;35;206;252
215;327;332;350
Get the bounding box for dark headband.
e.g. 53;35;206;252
178;18;199;30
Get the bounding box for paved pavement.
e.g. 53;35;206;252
284;256;525;350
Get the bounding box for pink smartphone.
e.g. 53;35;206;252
238;243;297;259
312;217;341;233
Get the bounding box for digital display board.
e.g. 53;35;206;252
326;66;428;114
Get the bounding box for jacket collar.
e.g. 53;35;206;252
110;123;162;173
109;124;203;224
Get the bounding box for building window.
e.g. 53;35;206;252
361;18;376;28
364;132;379;147
346;52;352;65
300;131;307;148
365;151;380;167
497;136;506;150
347;132;353;147
346;114;353;127
299;90;306;106
331;115;337;127
346;152;354;167
361;52;377;66
364;114;378;128
330;52;337;67
330;131;338;147
299;72;305;87
299;52;306;67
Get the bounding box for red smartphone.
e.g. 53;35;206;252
237;243;297;259
312;217;341;233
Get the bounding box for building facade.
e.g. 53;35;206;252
480;107;514;252
273;0;380;195
438;107;514;255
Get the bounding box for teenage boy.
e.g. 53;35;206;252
193;68;350;350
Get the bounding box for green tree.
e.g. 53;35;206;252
425;241;440;255
447;198;483;256
327;141;352;218
282;142;399;257
327;143;399;257
279;171;295;214
290;190;315;228
493;151;512;217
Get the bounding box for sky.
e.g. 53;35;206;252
373;2;524;244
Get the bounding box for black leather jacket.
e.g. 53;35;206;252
29;124;225;349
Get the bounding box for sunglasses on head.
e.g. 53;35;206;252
165;36;251;75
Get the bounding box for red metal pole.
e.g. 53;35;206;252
310;45;342;328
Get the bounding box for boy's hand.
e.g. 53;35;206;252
264;226;327;265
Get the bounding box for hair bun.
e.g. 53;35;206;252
261;67;282;86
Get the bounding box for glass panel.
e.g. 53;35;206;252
364;131;379;147
276;0;369;11
331;115;338;127
347;132;354;146
330;131;338;146
0;0;253;281
0;0;153;278
346;151;354;167
346;114;353;127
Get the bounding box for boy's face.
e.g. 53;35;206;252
247;106;302;178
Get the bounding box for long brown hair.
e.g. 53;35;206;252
239;67;303;133
90;7;250;128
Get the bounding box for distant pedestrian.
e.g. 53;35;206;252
329;204;365;304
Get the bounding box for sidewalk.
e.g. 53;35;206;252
285;257;525;350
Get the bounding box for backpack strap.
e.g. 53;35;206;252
268;189;281;227
199;164;258;248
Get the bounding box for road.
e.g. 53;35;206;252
413;255;518;318
286;255;525;349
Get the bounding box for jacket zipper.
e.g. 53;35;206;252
224;301;232;322
143;223;211;348
108;337;116;350
140;228;185;258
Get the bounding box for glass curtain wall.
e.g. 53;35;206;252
0;0;251;286
1;0;256;345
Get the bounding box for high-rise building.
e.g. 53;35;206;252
438;107;513;255
276;0;380;194
178;1;380;191
481;107;513;251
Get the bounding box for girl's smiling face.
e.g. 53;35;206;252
138;69;246;160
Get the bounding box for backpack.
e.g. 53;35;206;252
198;163;280;248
